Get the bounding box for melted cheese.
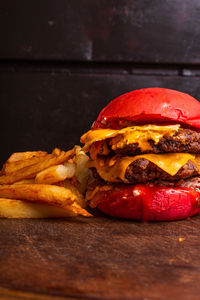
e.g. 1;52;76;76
81;124;180;152
88;153;198;183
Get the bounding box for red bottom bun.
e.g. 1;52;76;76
95;184;200;221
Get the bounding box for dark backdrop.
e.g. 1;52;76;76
1;0;200;166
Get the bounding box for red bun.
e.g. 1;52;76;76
93;88;200;130
96;184;200;221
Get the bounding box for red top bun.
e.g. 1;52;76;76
93;88;200;130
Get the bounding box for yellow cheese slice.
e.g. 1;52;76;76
81;124;180;152
88;153;197;183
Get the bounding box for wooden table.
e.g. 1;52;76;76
1;212;200;300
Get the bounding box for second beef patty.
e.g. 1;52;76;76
125;158;199;183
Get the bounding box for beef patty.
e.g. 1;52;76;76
177;176;200;190
125;159;199;184
112;128;200;155
91;158;199;184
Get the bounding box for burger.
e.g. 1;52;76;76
81;88;200;221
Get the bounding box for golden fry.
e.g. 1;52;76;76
63;162;76;177
0;184;76;207
3;154;49;174
57;180;86;208
70;202;92;217
52;148;61;156
35;163;75;184
7;151;47;163
0;198;78;218
74;146;90;194
0;148;75;184
14;179;35;185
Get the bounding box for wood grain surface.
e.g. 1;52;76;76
1;0;200;63
1;212;200;299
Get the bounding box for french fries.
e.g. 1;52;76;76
52;148;61;156
63;162;76;178
74;146;90;194
35;163;75;184
6;151;47;163
0;147;91;218
0;149;74;184
3;154;48;174
0;184;76;207
70;202;92;217
57;180;85;208
14;179;36;185
0;199;78;218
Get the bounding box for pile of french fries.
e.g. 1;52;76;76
0;146;92;218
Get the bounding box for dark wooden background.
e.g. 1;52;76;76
1;0;200;166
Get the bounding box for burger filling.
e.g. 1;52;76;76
81;124;200;207
86;127;200;158
125;159;199;183
114;128;200;155
87;153;200;183
82;124;181;154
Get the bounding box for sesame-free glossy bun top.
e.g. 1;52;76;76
93;88;200;130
